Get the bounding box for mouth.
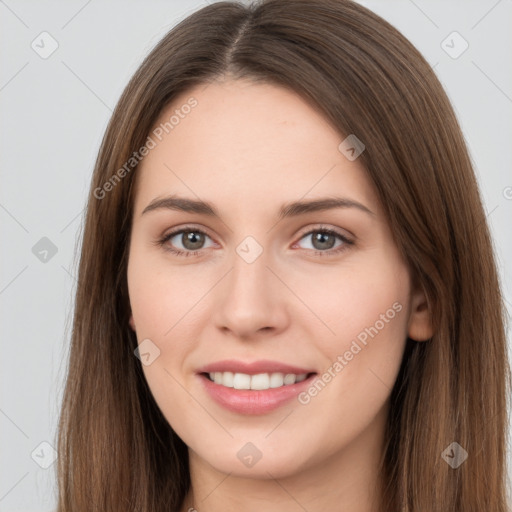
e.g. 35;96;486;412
197;370;318;414
200;371;317;390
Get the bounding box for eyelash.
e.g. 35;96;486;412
155;225;354;258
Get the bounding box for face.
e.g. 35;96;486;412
127;78;431;479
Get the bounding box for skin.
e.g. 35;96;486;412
127;78;432;512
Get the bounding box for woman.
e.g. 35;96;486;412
56;1;511;511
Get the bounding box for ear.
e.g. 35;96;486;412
407;284;433;342
129;313;136;332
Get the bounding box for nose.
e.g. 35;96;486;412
212;244;290;340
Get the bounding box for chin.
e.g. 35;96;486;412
188;435;317;480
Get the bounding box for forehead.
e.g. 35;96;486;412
133;79;380;218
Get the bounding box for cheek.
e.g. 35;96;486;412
127;248;210;414
295;259;409;347
289;262;409;457
127;246;194;339
296;253;410;393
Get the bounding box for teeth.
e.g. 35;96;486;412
269;372;285;388
233;373;251;390
284;373;296;385
208;371;309;390
250;373;270;390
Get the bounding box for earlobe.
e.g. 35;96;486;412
129;313;136;332
407;287;433;342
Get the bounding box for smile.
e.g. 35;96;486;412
198;371;318;414
205;371;310;390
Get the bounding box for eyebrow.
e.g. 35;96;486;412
141;195;375;219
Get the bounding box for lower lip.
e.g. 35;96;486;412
198;373;316;415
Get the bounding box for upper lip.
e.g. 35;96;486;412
197;359;316;375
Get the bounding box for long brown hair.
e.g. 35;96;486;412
55;1;511;510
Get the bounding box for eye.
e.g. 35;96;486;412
293;227;353;255
156;226;215;256
155;225;354;257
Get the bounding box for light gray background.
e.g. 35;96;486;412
1;1;511;510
